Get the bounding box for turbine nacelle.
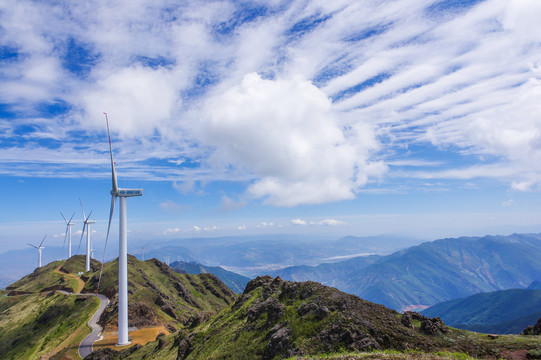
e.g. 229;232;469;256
112;188;143;197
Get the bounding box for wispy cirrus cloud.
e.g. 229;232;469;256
1;0;541;207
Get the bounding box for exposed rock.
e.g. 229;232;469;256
297;302;329;319
176;337;192;360
523;318;541;335
128;303;159;327
263;325;292;360
420;317;448;335
247;297;285;328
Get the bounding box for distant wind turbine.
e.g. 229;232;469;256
78;199;95;272
61;211;76;259
28;235;46;268
101;112;143;346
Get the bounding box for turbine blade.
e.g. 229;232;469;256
79;198;86;220
39;234;46;247
105;195;116;247
104;112;118;193
28;243;38;249
68;211;76;224
77;223;86;254
87;210;93;222
63;226;68;249
61;212;68;224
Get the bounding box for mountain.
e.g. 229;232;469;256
0;255;236;360
0;234;422;289
170;260;251;293
271;233;541;311
421;289;541;334
86;276;541;360
270;254;381;284
147;234;422;275
527;281;541;290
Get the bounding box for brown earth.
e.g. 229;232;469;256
93;326;171;350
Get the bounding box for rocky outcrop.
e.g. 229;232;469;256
402;311;448;335
522;318;541;335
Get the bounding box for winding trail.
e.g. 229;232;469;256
57;290;110;359
77;293;110;359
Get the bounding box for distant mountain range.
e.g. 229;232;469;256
421;285;541;334
0;234;421;289
271;233;541;311
169;260;251;293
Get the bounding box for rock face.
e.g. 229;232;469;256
523;318;541;335
172;276;450;360
402;311;448;335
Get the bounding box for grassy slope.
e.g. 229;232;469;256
1;255;237;360
92;276;541;360
0;286;98;359
83;256;236;330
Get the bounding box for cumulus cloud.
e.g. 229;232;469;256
291;219;307;225
3;0;541;204
238;225;247;230
201;73;385;206
315;219;347;226
162;227;181;235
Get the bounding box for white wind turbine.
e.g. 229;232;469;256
103;112;143;346
61;211;76;259
28;235;46;268
78;199;95;272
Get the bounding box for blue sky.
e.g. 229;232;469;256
2;0;541;252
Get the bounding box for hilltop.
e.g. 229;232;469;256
86;276;541;360
0;255;237;359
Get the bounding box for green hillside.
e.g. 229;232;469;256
83;276;541;360
170;260;251;293
0;258;99;359
83;256;236;330
0;254;238;360
421;289;541;334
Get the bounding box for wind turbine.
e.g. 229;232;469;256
28;235;46;268
79;199;95;272
61;211;76;259
103;112;143;346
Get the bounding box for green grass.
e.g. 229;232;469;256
0;292;99;359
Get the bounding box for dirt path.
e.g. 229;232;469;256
93;326;171;350
53;265;85;293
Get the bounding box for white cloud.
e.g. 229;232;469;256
201;73;385;206
237;225;247;231
162;227;181;235
3;0;541;204
290;219;307;225
312;219;347;226
192;226;201;232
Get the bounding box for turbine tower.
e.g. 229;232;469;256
79;199;95;272
28;235;46;268
104;112;143;346
61;212;76;259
